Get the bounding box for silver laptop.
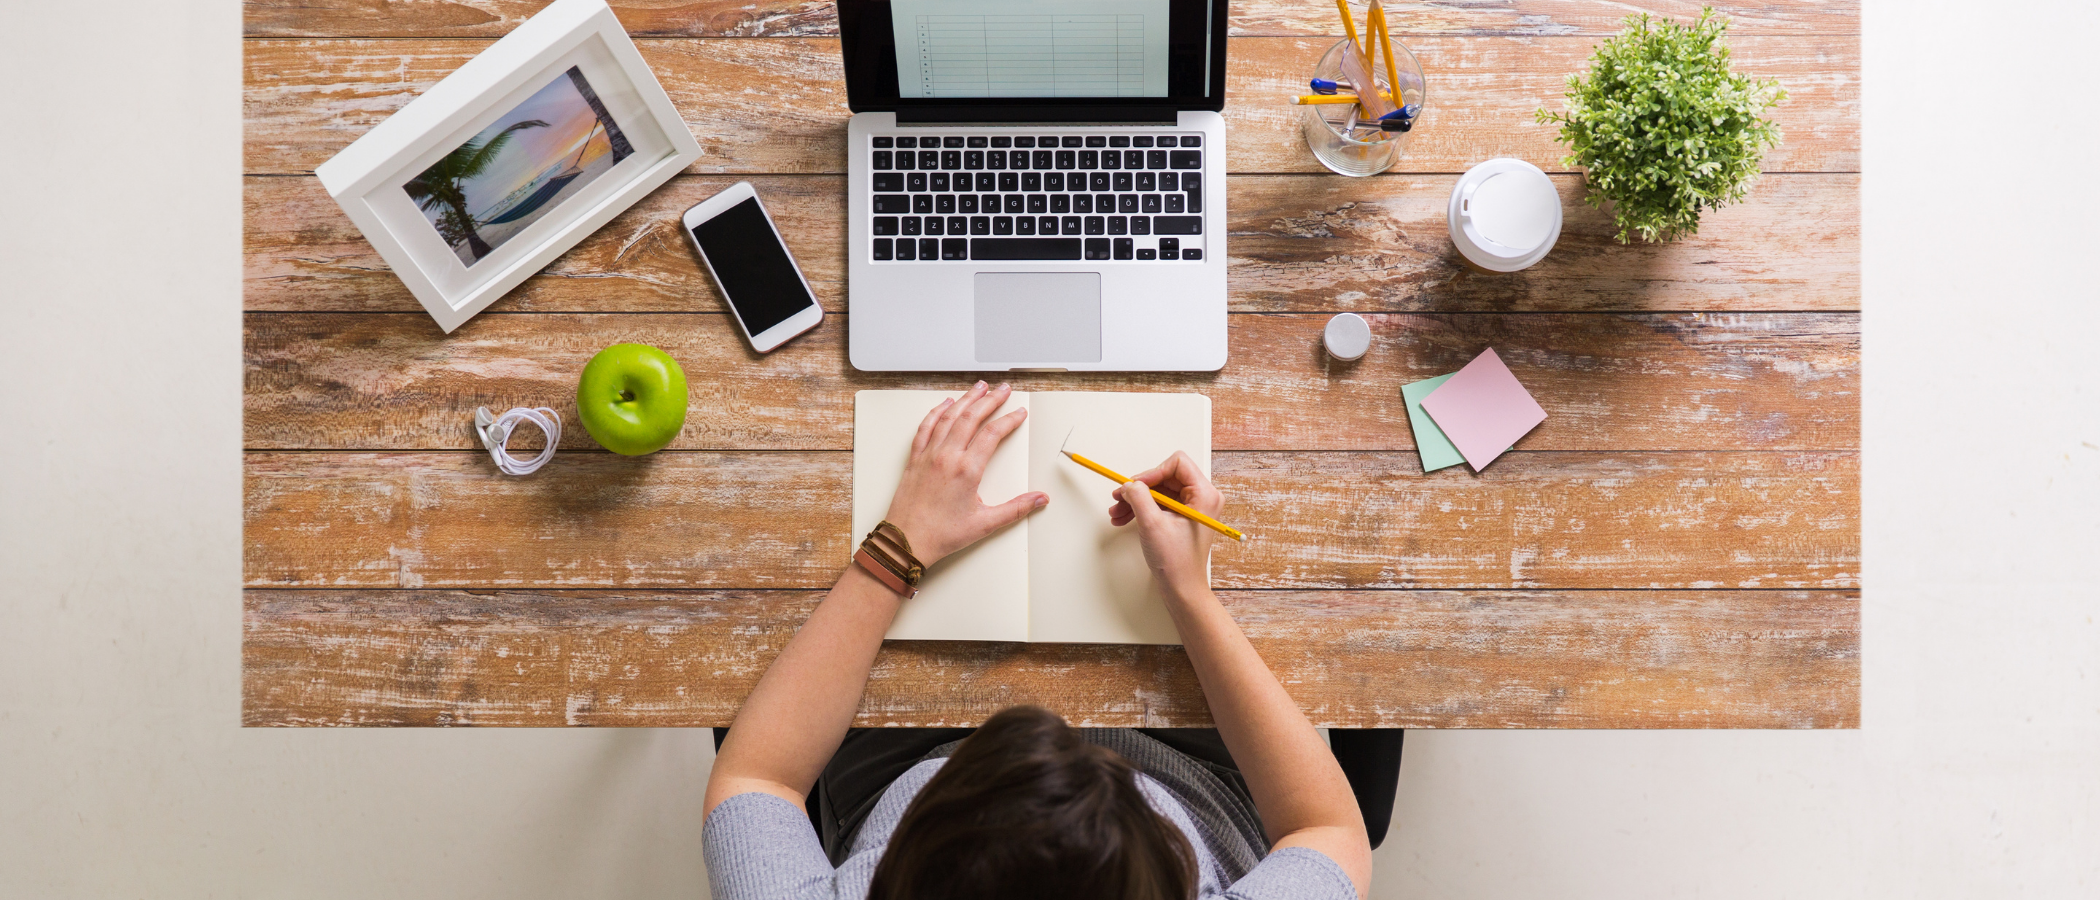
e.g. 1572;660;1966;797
842;0;1229;372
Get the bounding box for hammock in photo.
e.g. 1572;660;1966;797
478;122;604;227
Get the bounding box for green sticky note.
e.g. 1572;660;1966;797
1403;373;1468;472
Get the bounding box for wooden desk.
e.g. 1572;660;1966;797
242;0;1859;728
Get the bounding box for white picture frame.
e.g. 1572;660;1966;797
314;0;699;333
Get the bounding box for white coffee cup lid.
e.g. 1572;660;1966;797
1449;158;1562;272
1323;313;1371;360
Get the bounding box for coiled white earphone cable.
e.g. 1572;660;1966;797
475;406;561;476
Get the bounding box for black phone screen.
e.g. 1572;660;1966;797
691;196;817;336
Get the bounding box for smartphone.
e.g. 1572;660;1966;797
682;182;823;352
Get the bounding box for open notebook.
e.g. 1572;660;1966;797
853;390;1212;645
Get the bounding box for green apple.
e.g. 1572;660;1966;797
576;343;688;456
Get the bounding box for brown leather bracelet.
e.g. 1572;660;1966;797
854;546;918;598
854;520;925;599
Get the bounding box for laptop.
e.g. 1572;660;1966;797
841;0;1230;372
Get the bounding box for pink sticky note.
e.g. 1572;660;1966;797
1418;348;1546;471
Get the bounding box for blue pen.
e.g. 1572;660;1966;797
1309;78;1343;95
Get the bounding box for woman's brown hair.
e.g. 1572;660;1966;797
867;705;1198;900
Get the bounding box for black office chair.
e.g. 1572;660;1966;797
717;726;1405;850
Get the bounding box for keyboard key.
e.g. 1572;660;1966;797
1113;172;1132;191
947;215;968;234
1186;177;1202;214
1038;215;1058;234
1022;172;1042;192
1101;150;1119;170
895;136;916;148
912;194;933;214
1027;194;1047;214
1134;136;1154;147
964;150;983;168
874;136;894;148
1073;195;1092;214
958;195;977;214
1095;194;1114;212
873;195;910;214
1156;215;1204;235
993;216;1013;235
1045;172;1065;192
1079;150;1098;169
1110;135;1130;147
895;237;915;260
872;151;892;170
1085;135;1107;147
1114;237;1133;259
1137;248;1156;260
1108;216;1127;235
1160;172;1178;191
1124;150;1145;169
872;238;892;260
902;216;921;235
873;216;899;235
896;151;915;170
1136;172;1155;191
1159;237;1180;260
1084;216;1104;235
1147;150;1167;169
941;150;962;169
1015;136;1035;148
1062;136;1084;147
991;136;1011;148
972;237;1083;260
1132;216;1151;235
1003;194;1023;213
1118;194;1138;213
942;238;968;260
1183;248;1202;260
1170;150;1202;169
936;195;955;214
986;150;1006;169
1180;134;1200;147
1061;215;1082;234
919;237;938;259
1017;216;1036;235
944;136;964;148
1010;150;1029;169
1056;150;1075;169
1039;135;1058;146
971;216;991;235
980;192;998;210
929;172;948;191
1034;149;1054;169
1157;136;1178;147
925;217;943;235
967;135;987;148
1142;194;1161;213
1090;173;1110;192
873;172;903;192
976;173;996;191
1164;194;1185;213
1085;238;1111;260
1051;194;1070;213
920;150;940;168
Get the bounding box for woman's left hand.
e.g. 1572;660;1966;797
881;382;1047;567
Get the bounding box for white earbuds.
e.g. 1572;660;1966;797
474;406;561;476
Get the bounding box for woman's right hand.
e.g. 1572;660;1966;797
1107;451;1223;600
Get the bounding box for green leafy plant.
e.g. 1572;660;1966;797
1536;9;1785;243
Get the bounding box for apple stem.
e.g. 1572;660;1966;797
618;390;635;402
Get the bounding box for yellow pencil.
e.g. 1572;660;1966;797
1061;447;1245;542
1333;0;1362;58
1369;1;1401;105
1291;93;1389;105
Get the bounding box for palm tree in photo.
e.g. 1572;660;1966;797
403;119;549;261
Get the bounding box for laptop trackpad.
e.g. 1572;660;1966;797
973;272;1102;364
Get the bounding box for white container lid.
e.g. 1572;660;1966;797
1449;158;1562;272
1323;313;1371;360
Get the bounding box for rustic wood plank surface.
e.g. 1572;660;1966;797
241;0;1859;727
244;451;1857;591
246;0;1860;39
244;173;1860;313
243;36;1857;176
245;588;1859;728
244;312;1858;452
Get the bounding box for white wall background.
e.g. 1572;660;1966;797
3;0;2094;896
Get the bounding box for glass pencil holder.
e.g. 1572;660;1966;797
1301;37;1427;176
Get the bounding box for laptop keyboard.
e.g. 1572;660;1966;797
866;133;1207;263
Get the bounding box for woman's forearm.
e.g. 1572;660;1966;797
703;564;900;815
1166;585;1371;894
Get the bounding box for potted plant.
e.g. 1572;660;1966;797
1537;8;1786;243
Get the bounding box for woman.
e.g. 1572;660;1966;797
703;382;1372;900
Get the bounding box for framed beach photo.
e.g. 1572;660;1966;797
315;0;699;332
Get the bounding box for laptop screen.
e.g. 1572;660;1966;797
840;0;1225;115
